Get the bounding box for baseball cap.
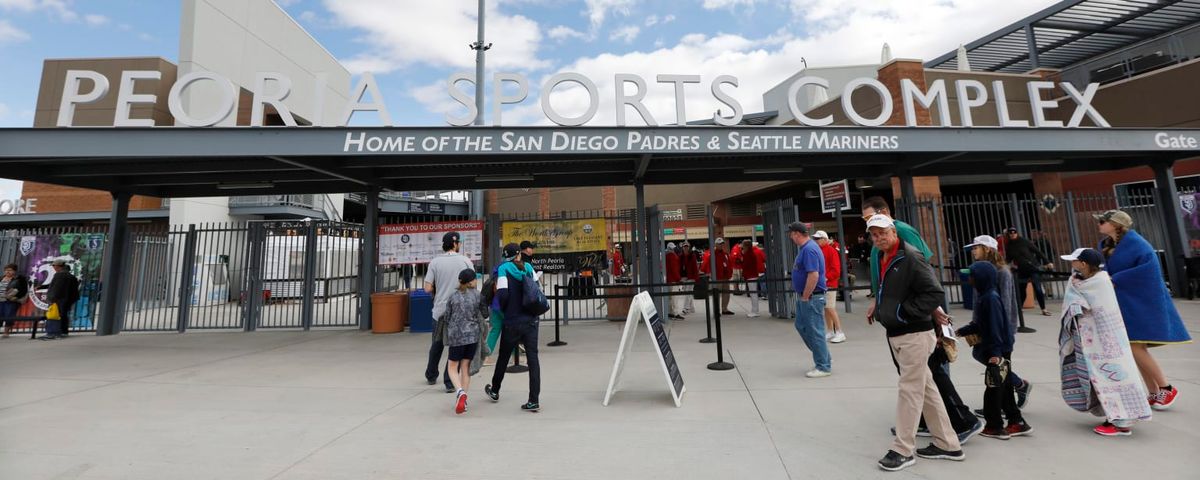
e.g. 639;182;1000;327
787;221;809;234
715;237;725;244
667;242;677;249
1094;209;1133;229
442;232;461;250
964;234;999;251
458;268;477;284
1061;248;1104;268
503;243;520;259
812;230;829;240
865;214;895;230
1006;227;1018;234
519;240;537;250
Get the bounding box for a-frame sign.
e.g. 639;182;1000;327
603;291;685;407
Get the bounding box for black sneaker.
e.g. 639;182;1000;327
916;444;965;461
38;335;59;341
426;378;436;386
877;450;915;472
889;426;931;437
958;418;984;445
444;385;455;393
1015;381;1033;409
521;402;540;412
484;384;499;402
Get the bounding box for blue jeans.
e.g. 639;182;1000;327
794;296;831;372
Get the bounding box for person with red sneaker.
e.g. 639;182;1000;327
1097;210;1192;411
957;261;1032;440
1059;248;1152;436
443;268;487;415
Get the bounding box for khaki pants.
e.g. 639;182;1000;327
888;330;961;457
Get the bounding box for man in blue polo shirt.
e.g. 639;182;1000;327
789;221;831;378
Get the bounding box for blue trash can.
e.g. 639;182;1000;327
408;289;434;333
959;269;974;310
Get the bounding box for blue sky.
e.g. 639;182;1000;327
0;0;1060;128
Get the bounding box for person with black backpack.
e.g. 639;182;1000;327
1;263;29;339
485;242;546;412
42;259;79;340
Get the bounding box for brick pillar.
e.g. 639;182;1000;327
880;60;944;261
538;188;551;219
486;189;500;215
601;186;617;217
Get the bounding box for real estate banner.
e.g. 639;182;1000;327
379;220;484;265
501;218;608;272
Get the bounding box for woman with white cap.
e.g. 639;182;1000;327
1096;209;1192;410
1058;247;1152;436
964;235;1034;410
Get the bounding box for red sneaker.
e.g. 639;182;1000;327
1005;422;1034;437
1093;422;1132;436
455;393;468;415
1152;386;1179;411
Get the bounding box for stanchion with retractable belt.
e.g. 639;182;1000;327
707;286;735;371
548;285;567;347
698;276;716;343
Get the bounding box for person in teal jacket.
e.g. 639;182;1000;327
485;243;531;365
863;197;932;295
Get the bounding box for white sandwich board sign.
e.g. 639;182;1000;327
603;291;686;407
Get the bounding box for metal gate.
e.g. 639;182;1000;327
760;198;798;318
898;190;1169;305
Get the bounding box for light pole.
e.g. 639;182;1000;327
469;0;491;221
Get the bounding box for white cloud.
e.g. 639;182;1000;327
585;0;636;29
323;0;549;74
0;0;79;22
609;24;639;43
0;102;10;119
548;25;586;41
137;32;154;42
84;13;108;26
475;0;1059;127
663;14;675;23
702;0;760;9
299;10;318;22
0;19;30;43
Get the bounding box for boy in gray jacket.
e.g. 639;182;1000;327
445;268;487;415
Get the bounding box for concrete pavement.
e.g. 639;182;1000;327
1;293;1198;479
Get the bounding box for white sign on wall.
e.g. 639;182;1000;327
378;220;483;265
0;198;36;215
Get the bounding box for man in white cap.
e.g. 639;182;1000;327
866;215;962;471
813;231;846;343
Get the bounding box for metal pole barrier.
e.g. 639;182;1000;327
707;286;735;371
700;276;715;343
835;207;852;314
507;344;529;373
548;285;566;347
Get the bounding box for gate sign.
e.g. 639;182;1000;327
820;179;852;214
379;220;483;265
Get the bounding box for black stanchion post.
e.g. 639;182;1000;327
549;285;567;346
699;276;715;343
707;286;735;371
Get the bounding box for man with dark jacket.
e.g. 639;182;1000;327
865;215;963;471
43;259;79;340
1003;228;1053;316
485;244;542;412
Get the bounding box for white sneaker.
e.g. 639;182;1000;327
805;369;832;378
825;331;834;341
831;331;847;343
747;312;760;318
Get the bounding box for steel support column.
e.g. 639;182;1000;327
899;173;916;223
635;182;649;286
97;192;131;336
359;188;380;330
1152;160;1190;297
1025;23;1040;69
301;221;318;330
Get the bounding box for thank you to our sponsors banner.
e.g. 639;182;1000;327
379;220;483;265
501;218;608;272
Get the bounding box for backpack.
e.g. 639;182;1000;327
480;275;497;309
521;273;550;317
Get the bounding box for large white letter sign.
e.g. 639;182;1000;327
251;72;297;127
168;71;237;127
842;78;893;127
1062;82;1111;128
343;72;392;126
615;73;656;126
657;74;701;126
992;80;1030;128
711;75;743;127
446;72;478;127
1027;81;1064;128
901;78;951;127
786;77;833;127
57;70;110;127
955;79;989;127
492;72;529;126
113;70;161;127
541;72;599;127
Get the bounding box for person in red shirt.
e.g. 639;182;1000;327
738;240;763;317
702;238;734;314
610;244;625;278
680;241;700;315
814;231;846;343
730;241;745;295
665;243;684;319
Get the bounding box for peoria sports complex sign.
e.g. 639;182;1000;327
57;69;1111;129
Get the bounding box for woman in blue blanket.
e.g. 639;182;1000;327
1096;210;1192;411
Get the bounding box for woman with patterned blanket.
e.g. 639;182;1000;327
1059;248;1152;436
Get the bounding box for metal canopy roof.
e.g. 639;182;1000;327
926;0;1200;73
0;126;1196;198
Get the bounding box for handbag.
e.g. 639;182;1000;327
46;303;61;321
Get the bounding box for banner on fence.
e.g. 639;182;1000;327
14;233;106;328
501;218;608;272
379;220;484;265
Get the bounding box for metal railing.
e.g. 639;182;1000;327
228;194;340;221
1059;22;1200;89
346;190;472;205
